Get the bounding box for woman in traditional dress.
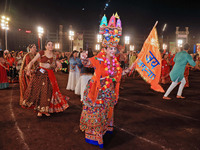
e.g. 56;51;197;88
16;51;23;73
6;53;16;83
66;50;82;91
75;48;94;101
22;41;69;116
160;54;171;84
0;51;9;89
19;44;38;105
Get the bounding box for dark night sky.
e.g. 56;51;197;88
0;0;200;39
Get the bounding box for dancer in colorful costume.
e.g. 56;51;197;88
80;13;134;148
19;44;38;105
22;41;69;116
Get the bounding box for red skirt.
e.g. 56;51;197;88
0;63;9;89
22;67;69;113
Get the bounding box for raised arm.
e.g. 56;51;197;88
187;54;196;67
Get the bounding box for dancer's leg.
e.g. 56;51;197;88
177;77;186;97
164;82;178;97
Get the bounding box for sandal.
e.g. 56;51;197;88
176;96;185;99
163;96;171;100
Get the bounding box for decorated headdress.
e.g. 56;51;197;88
94;13;122;91
99;13;122;48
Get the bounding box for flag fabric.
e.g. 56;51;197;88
132;22;164;93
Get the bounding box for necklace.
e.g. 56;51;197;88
98;49;121;90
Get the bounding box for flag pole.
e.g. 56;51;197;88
128;21;159;76
153;21;158;28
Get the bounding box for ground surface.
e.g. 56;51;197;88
0;70;200;150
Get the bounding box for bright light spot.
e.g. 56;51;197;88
55;43;60;49
97;34;102;43
96;44;100;50
105;3;109;7
130;45;135;51
163;44;167;50
125;36;130;44
177;39;183;47
26;30;32;33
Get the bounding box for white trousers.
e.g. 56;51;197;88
164;77;186;97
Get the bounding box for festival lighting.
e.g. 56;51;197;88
163;43;167;50
177;39;183;47
1;15;10;50
69;30;74;51
125;36;130;45
26;30;32;33
37;26;44;38
162;23;167;32
130;45;135;51
97;34;102;43
37;26;44;50
55;43;60;49
95;44;100;51
69;30;74;40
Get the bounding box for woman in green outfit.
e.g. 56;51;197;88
163;43;196;100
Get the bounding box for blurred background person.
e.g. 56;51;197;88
75;48;94;101
0;51;9;89
19;44;38;105
66;50;82;91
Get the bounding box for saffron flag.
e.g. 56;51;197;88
133;22;164;92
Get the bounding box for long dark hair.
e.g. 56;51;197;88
45;40;54;47
87;48;94;58
70;50;78;58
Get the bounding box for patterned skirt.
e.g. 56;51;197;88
22;68;69;113
80;78;116;148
